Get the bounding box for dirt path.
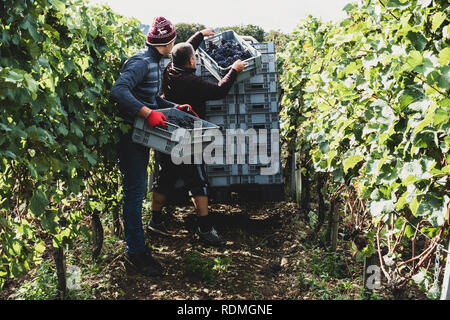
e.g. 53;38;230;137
1;199;428;300
72;200;364;300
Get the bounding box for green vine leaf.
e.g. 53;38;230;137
30;190;48;218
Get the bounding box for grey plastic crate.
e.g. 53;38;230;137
198;43;276;79
204;113;243;127
236;92;278;105
198;30;262;83
220;80;278;95
243;80;277;93
207;103;269;115
132;108;219;156
228;82;245;95
200;65;214;78
240;174;282;185
247;113;279;124
217;164;252;176
248;164;280;175
228;123;253;130
205;94;238;108
241;164;281;177
261;62;277;74
205;113;278;127
205;113;228;127
208;175;240;187
257;54;277;74
252;42;276;54
208;164;246;176
201;71;276;94
240;122;280;130
207;165;232;176
238;101;279;114
222;141;278;166
261;53;276;64
246;72;277;85
199;63;253;83
199;61;261;83
204;97;239;115
207;164;242;176
204;151;227;165
206;164;248;177
213;113;279;125
205;102;240;115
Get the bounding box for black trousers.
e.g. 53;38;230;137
151;152;209;198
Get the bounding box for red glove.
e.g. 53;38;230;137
146;110;167;128
177;104;199;118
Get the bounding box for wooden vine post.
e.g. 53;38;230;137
326;197;340;252
294;150;302;205
91;208;104;260
289;142;307;215
52;244;66;300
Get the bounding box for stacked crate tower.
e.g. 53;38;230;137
158;41;283;203
199;41;283;202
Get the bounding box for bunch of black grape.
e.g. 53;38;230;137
167;114;195;129
205;39;252;68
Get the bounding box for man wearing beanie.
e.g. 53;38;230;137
111;16;192;277
148;28;247;245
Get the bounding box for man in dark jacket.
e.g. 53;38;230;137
148;28;246;245
110;16;193;277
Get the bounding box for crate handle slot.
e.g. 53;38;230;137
252;104;265;110
253;125;266;130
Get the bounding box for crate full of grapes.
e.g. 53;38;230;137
132;108;219;157
198;30;262;83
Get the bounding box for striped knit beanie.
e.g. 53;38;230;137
146;16;177;46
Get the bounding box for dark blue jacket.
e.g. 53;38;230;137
110;45;176;124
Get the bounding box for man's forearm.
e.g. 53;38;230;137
187;31;204;51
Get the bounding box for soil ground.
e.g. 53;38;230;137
0;199;428;300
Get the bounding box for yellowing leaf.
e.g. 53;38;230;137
343;155;364;173
406;51;423;70
438;47;450;66
432;12;447;33
410;196;419;216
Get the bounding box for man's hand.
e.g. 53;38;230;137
177;104;199;118
232;60;247;73
146;110;167;128
201;29;215;37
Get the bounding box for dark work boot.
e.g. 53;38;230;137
195;226;225;246
126;248;164;277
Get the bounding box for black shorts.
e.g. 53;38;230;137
151;152;209;197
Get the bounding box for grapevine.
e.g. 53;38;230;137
280;0;449;296
0;0;144;292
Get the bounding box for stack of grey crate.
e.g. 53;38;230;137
158;41;283;201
